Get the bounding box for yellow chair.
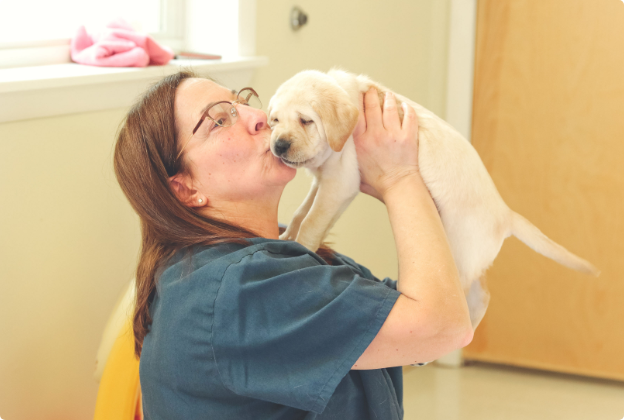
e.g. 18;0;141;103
94;279;142;420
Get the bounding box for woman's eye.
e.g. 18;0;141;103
208;119;223;131
300;118;312;125
209;110;230;130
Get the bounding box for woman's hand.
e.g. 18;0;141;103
352;88;421;202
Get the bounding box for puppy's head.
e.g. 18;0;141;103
267;70;359;168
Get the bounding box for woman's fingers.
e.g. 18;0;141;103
363;87;383;133
382;92;401;132
354;87;422;200
352;93;367;139
400;102;419;140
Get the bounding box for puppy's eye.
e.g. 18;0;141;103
300;118;313;125
273;118;279;123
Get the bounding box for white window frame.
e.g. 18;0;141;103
153;0;186;52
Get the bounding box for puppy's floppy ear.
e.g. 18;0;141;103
313;90;359;152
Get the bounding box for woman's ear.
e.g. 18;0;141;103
169;174;207;208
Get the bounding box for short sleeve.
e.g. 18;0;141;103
333;251;398;291
211;245;400;414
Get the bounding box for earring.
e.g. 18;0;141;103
198;198;203;204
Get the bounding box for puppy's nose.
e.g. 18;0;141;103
274;138;291;156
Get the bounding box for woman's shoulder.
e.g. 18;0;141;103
216;238;331;277
245;239;377;278
207;238;330;269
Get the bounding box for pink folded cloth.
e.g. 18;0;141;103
71;18;174;67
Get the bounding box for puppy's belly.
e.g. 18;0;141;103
444;216;508;289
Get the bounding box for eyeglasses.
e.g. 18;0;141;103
175;87;262;161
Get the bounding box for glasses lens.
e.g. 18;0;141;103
207;103;236;127
237;88;262;109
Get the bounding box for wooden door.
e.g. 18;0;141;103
464;0;624;381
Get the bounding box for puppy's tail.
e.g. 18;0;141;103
510;212;600;276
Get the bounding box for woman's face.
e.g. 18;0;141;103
174;78;296;206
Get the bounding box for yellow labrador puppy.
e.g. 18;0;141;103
268;69;598;328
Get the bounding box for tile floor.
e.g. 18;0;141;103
402;362;624;420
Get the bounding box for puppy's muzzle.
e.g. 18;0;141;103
274;138;291;156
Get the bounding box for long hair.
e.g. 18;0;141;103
114;71;337;357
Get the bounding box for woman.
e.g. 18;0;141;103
114;70;472;420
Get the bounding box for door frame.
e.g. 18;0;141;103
435;0;478;367
445;0;477;142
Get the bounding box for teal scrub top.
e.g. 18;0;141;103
140;238;403;420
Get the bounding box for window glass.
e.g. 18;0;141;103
0;0;161;45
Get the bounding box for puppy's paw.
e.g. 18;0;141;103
279;230;297;241
297;237;321;253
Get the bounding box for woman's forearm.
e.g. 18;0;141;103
383;174;472;336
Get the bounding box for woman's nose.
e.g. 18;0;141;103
237;104;267;134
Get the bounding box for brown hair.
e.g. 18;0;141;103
114;71;337;357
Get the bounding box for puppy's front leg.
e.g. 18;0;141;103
295;153;360;251
280;176;319;241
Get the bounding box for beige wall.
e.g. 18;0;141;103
0;108;141;419
0;1;450;418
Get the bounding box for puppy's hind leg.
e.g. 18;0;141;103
281;177;319;242
465;275;491;330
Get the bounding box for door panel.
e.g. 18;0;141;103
464;0;624;381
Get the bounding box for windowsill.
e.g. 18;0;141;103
0;56;269;123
